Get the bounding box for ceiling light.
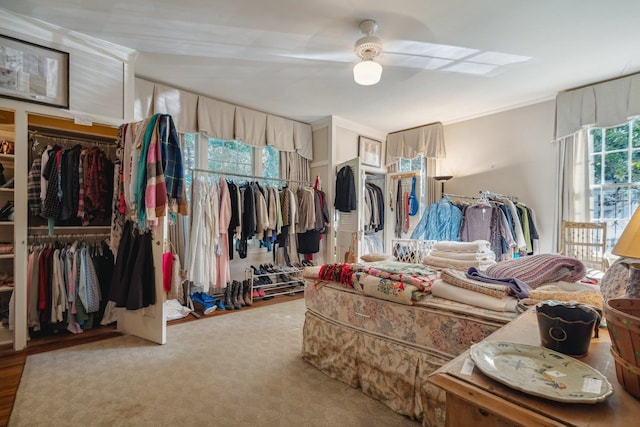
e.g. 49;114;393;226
354;19;383;86
353;60;382;85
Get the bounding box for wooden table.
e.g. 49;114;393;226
428;309;638;427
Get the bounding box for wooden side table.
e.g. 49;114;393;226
428;309;638;427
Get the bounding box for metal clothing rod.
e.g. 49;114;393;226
479;190;518;202
28;232;109;241
29;130;116;147
190;167;313;186
443;192;479;200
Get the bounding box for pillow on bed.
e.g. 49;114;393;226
360;253;395;262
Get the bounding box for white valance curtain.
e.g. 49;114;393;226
555;72;640;139
385;122;446;166
134;77;313;161
551;73;640;250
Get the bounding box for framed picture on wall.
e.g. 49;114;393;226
359;136;382;168
0;34;69;109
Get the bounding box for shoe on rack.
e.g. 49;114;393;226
252;289;260;299
0;200;14;221
257;288;266;297
0;177;14;188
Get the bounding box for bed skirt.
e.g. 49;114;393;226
301;281;516;426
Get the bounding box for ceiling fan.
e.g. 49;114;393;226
349;19;531;86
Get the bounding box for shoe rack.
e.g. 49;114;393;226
246;263;309;303
0;108;15;347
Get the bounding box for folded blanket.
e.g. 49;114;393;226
354;272;419;305
304;262;437;292
430;249;496;261
466;267;531;299
485;254;586;288
523;282;604;309
432;240;491;253
440;268;511;298
431;279;519;312
422;254;496;271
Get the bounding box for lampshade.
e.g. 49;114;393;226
353;60;382;86
612;206;640;259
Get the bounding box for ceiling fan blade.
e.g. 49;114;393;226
385;40;479;60
277;51;354;63
381;51;453;70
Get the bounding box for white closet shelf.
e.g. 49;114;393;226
0;285;13;292
0;154;15;160
0;254;13;259
0;221;14;225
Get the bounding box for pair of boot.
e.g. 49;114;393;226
224;280;252;310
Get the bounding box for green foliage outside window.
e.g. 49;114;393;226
589;119;640;250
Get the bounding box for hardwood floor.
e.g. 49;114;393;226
0;294;302;427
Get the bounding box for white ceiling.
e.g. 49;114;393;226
2;0;640;132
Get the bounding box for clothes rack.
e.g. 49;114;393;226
479;190;518;202
190;167;313;186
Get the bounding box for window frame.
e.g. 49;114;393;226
588;120;640;251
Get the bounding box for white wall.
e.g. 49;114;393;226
0;9;136;121
443;100;557;252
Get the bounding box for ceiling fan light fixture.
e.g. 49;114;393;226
353;59;382;85
353;19;383;86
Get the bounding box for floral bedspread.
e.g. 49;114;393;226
303;281;518;426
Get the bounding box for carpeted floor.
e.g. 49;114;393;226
10;299;419;426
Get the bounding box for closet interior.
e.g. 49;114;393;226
363;172;385;254
0;108;14;346
24;114;118;342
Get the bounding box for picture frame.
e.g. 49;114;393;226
359;136;382;168
0;35;69;109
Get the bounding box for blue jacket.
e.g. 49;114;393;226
410;198;462;241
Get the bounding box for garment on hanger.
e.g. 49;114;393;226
410;197;463;241
334;166;356;212
216;178;232;288
26;239;109;335
108;114;187;309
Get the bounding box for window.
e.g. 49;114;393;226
262;145;280;182
398;155;424;172
589;120;640;251
181;133;280;183
207;138;253;176
182;133;196;201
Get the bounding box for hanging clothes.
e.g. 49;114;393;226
108;114;187;309
26;240;107;335
410;198;463;241
334;166;356;212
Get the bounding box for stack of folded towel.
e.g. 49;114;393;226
422;240;497;271
431;268;520;312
